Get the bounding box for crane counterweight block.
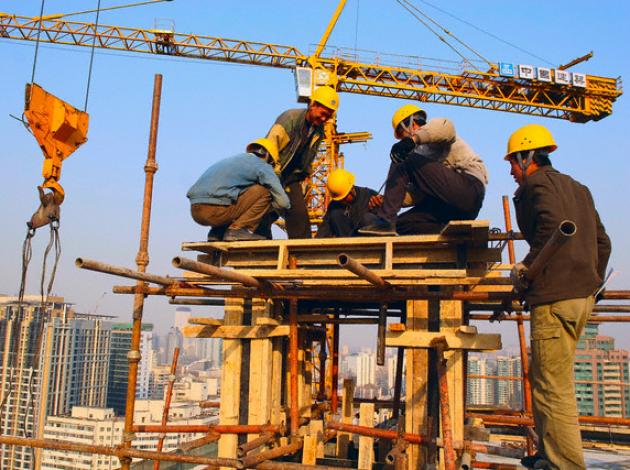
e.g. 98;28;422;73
24;83;89;206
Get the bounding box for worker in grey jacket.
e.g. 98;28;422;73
359;104;488;235
187;138;290;242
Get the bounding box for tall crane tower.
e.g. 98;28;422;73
0;1;622;223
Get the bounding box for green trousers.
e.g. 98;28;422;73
530;296;594;470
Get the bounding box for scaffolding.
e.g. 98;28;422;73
2;74;630;469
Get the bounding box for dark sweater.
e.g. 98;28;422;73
514;165;611;306
316;186;378;238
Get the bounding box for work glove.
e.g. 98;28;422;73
368;194;383;210
510;262;529;294
390;137;415;164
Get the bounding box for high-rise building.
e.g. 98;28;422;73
356;350;376;388
165;326;183;365
495;356;522;409
467;356;493;406
575;323;630;417
0;296;111;470
106;323;153;415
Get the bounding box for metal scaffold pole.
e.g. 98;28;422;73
120;73;163;470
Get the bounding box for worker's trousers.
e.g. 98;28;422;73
376;155;484;234
256;181;312;239
190;184;271;231
530;296;594;470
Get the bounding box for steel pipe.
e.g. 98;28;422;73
237;432;275;457
289;298;299;436
0;435;242;468
169;298;225;306
76;258;175;286
466;412;630;427
337;253;391;288
133;424;281;434
526;219;576;281
198;400;221;409
240;439;303;468
326;422;427;445
173;256;270;289
154;347;179;470
177;432;221;451
470;313;630;322
257;463;351;470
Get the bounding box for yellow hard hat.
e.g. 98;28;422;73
392;104;427;138
505;124;557;159
310;86;340;112
247;138;279;164
327;168;355;201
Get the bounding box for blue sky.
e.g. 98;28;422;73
1;1;628;349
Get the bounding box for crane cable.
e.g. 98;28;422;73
415;0;555;67
84;0;103;111
398;0;494;70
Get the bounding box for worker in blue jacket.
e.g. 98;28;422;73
187;138;290;241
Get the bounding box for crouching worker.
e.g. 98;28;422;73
186;138;290;242
359;104;488;235
316;168;382;238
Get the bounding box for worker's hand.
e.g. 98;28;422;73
390;137;415;164
368;194;383;210
510;262;529;294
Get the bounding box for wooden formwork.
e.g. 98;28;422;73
179;220;508;469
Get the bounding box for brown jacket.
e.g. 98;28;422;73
514;165;611;306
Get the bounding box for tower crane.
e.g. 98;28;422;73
0;1;622;223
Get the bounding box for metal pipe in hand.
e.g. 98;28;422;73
526;220;576;281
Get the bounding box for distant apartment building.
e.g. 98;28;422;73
467;356;494;406
575;323;630;417
41;401;218;470
496;356;522;409
0;296;111;470
106;323;153;415
356;351;376;388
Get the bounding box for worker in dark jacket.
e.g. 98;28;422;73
187;138;290;242
359;104;488;235
256;86;340;239
506;124;611;470
316;168;382;238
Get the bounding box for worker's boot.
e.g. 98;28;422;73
207;226;227;241
357;217;398;236
521;454;551;469
224;228;267;242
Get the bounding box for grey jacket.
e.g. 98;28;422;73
411;118;488;186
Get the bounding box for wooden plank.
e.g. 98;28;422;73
406;300;429;469
188;317;223;326
255;317;280;326
248;299;274;442
218;298;244;469
310;419;325;458
336;379;355;459
302;435;318;465
358;403;375;470
386;330;501;351
182;325;290;339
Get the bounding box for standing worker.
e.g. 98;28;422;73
505;124;611;470
187;138;290;241
316;168;382;238
256;86;339;239
359;104;488;235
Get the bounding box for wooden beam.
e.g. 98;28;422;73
188;317;223;326
182;325;289;339
358;403;375;469
336;379;355;459
386;330;501;351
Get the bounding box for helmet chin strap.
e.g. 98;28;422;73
515;150;536;182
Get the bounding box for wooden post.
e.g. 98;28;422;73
357;403;375;469
310;419;325;459
218;298;244;469
405;300;429;469
336;378;355;459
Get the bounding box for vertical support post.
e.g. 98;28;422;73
433;340;455;470
318;335;327;401
289;298;299;437
405;300;429;469
120;73;162;470
154;346;179;470
329;322;340;414
358;403;375;469
336;378;355;459
503;195;534;455
377;303;387;366
393;306;406;420
218;298;244;468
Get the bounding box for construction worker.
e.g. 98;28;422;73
505;124;611;470
316;168;382;238
186;138;290;242
359;104;488;235
255;86;340;239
